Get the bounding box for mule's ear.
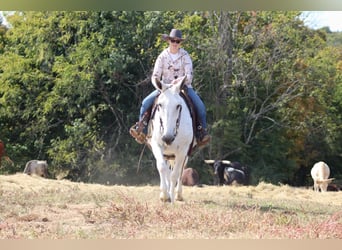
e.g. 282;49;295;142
152;77;162;91
172;76;187;92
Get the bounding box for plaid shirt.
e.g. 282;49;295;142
152;47;193;88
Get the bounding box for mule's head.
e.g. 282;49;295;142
154;76;186;145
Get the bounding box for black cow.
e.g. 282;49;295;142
204;160;249;185
223;167;246;185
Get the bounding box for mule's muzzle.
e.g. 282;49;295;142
162;135;175;145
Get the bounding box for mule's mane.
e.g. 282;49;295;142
162;84;174;92
160;84;180;98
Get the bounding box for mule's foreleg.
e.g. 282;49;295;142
156;159;171;202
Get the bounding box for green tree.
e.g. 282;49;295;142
0;11;340;185
0;11;191;182
192;11;341;184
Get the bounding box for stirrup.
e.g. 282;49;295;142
135;133;146;144
129;124;146;144
197;128;210;147
198;134;210;146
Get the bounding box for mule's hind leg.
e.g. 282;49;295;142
175;179;184;201
174;168;184;201
175;157;188;201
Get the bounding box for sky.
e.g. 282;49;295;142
301;11;342;32
1;11;342;32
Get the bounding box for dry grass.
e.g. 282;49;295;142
0;173;341;239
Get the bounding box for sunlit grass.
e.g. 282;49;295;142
0;173;341;239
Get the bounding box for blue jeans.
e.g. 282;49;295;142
139;88;207;129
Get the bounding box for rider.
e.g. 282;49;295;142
130;28;210;146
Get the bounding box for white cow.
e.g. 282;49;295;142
310;161;334;192
23;160;49;178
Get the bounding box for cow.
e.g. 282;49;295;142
224;167;246;185
0;140;5;167
23;160;49;178
327;183;342;192
0;140;4;161
204;160;249;185
0;140;13;167
181;167;200;186
310;161;334;192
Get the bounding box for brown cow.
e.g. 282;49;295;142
0;140;13;167
327;183;342;192
181;168;200;186
0;140;4;166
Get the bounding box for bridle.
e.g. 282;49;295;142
158;104;182;138
148;85;196;157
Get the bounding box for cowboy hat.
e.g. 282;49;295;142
162;29;185;41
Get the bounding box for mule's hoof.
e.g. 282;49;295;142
175;194;184;201
160;197;171;203
159;192;171;202
175;193;184;201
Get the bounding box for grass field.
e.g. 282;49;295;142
0;173;341;239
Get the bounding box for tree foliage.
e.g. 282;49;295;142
0;11;341;185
